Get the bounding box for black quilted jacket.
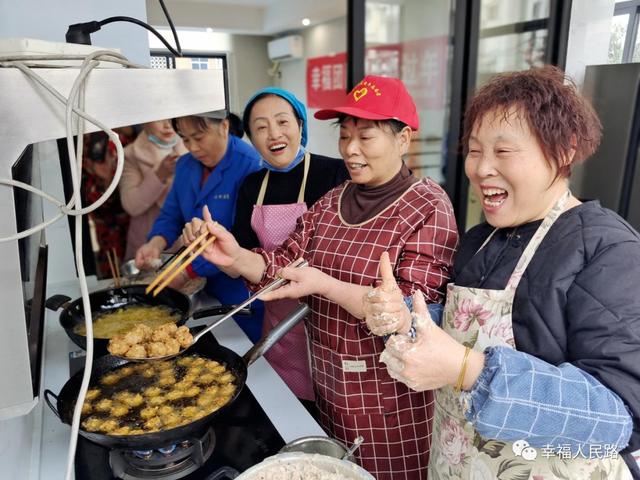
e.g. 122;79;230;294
453;201;640;477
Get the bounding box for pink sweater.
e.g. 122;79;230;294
120;133;187;260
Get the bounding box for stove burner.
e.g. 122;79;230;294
109;428;216;480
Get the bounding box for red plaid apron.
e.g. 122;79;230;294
258;179;458;479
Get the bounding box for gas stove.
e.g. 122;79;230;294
70;351;285;479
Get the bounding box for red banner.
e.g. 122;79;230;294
306;52;347;109
306;37;448;111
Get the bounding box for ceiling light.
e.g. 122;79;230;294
301;18;311;26
206;27;213;33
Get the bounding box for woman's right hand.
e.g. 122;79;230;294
155;153;179;182
363;251;412;335
182;205;243;269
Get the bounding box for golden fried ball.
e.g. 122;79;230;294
158;375;176;387
82;417;103;432
164;338;181;355
144;417;163;431
197;373;216;385
125;344;147;359
181;406;199;418
165;389;184;401
191;357;205;367
95;399;113;412
147;395;166;407
219;384;236;396
175;327;193;348
100;419;120;433
143;386;163;398
184;386;201;398
85;388;101;401
177;356;195;367
158;405;175;416
196;394;216;408
108;336;129;356
110;403;130;417
161;412;182;428
140;367;156;378
140;406;158;419
217;372;234;384
100;373;121;386
81;402;92;415
209;364;226;374
123;393;144;408
118;366;135;377
110;426;131;436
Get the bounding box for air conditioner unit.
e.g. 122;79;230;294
267;35;303;61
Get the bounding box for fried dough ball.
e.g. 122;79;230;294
204;385;219;396
158;375;176;387
148;395;167;407
191;357;205;367
217;372;234;384
164;338;181;355
81;402;92;415
182;406;199;418
125;344;147;359
174;380;193;391
158;405;175;416
140;406;158;419
219;384;236;396
143;386;163;397
100;419;120;433
177;356;195;367
147;342;168;357
183;373;198;383
196;394;216;408
122;326;145;345
108;337;130;356
187;365;203;375
95;398;113;412
192;409;208;421
138;367;155;378
83;417;102;432
110;403;130;417
175;326;193;348
165;389;184;401
151;323;178;342
144;417;162;431
122;393;144;407
118;366;135;377
129;428;145;435
197;373;216;385
101;373;121;386
85;388;101;401
161;412;182;428
184;385;201;398
111;426;131;436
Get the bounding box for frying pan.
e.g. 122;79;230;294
44;303;309;450
46;285;250;357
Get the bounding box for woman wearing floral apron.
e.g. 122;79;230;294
364;66;640;479
182;76;459;479
230;87;348;406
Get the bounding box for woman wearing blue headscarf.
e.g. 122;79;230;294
232;87;348;410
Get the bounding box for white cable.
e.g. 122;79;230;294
0;51;134;479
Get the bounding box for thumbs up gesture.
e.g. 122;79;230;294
381;290;482;392
362;252;412;335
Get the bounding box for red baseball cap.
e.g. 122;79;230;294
314;75;419;130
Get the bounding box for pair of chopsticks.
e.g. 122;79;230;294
145;230;216;297
106;248;122;288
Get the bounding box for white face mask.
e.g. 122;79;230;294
147;133;179;149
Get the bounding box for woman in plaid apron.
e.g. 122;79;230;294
182;76;459;479
365;67;640;479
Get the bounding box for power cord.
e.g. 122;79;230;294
66;0;182;57
0;50;135;480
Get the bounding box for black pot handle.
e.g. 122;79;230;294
45;294;71;311
43;389;61;419
191;305;251;320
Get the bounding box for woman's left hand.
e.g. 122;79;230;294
259;262;333;301
381;290;483;392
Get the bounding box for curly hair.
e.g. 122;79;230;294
462;65;602;178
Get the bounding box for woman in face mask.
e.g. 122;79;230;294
120;119;187;260
230;87;349;413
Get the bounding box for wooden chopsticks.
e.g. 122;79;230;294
106;248;122;288
145;231;216;297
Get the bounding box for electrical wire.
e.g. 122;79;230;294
99;16;181;57
0;51;134;480
158;0;182;56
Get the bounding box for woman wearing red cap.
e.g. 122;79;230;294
182;76;458;479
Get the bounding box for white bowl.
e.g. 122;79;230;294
236;452;375;480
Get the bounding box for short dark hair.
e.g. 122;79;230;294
463;65;602;178
171;116;222;136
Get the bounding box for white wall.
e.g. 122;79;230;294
279;16;348;159
0;0;150;65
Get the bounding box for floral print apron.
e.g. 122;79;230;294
250;152;315;400
428;192;633;480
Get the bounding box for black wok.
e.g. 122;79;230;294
46;285;250;357
44;303;309;450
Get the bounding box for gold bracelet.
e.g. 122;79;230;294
455;346;472;392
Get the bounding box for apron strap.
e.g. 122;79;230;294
505;190;571;292
296;152;311;204
256;170;270;206
476;228;499;254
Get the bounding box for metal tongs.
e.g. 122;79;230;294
114;259;309;362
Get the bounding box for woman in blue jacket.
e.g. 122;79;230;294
364;66;640;478
136;113;263;341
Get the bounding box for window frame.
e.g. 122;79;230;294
614;0;640;62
